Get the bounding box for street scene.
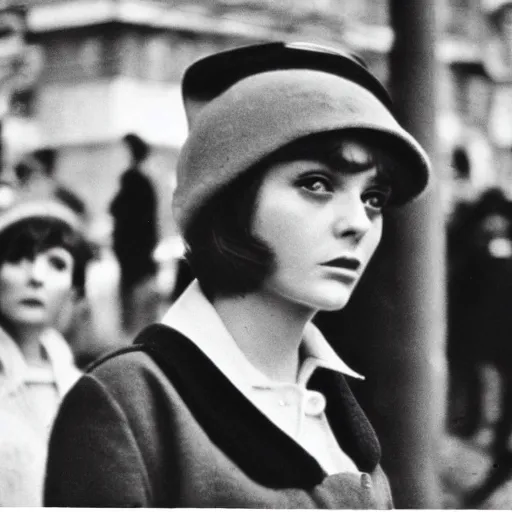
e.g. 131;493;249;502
0;0;512;508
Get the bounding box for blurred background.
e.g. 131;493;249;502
0;0;512;508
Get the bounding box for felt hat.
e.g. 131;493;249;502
174;42;432;233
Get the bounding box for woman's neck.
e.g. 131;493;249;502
212;291;315;383
4;323;47;365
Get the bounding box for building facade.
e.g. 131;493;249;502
439;0;512;207
1;0;509;232
0;0;393;239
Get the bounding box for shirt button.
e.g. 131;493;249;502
361;473;372;489
304;391;326;416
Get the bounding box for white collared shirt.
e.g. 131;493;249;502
161;280;364;475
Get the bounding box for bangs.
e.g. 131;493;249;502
0;218;82;263
267;130;405;202
322;137;394;184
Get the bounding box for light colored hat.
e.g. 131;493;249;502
0;195;82;236
173;42;432;233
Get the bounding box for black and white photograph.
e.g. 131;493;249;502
0;0;511;509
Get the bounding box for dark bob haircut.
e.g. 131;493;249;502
0;217;92;298
184;130;403;299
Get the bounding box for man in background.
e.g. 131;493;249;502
109;133;159;335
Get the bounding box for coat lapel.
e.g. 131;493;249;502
309;369;381;473
131;323;381;487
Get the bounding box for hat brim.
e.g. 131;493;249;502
0;199;82;237
174;69;431;232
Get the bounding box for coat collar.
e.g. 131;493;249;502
125;323;382;487
0;326;80;398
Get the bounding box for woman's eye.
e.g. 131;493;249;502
299;175;333;194
363;188;392;211
49;256;68;271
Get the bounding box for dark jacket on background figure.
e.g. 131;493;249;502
110;167;158;289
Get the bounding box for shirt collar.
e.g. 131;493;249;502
299;322;364;384
161;280;364;390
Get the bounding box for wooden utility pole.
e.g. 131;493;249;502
317;0;444;508
383;0;445;506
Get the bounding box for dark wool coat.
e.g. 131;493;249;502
44;324;393;508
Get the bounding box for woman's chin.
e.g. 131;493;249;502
316;298;351;312
301;288;353;312
10;313;49;328
267;280;355;313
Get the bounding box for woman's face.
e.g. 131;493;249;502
252;139;390;312
0;247;75;330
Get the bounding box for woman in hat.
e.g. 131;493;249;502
45;42;431;508
0;197;90;506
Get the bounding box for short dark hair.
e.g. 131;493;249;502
184;159;273;299
451;145;470;180
0;218;92;298
33;148;57;176
123;133;149;163
184;130;400;299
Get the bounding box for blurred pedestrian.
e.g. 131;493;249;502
109;133;159;335
44;42;431;508
447;187;512;437
14;148;88;219
0;197;90;506
14;149;96;366
447;187;512;506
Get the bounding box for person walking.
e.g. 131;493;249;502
14;148;88;219
45;42;431;508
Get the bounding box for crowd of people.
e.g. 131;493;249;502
0;40;435;507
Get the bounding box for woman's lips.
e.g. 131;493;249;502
321;256;361;271
20;298;44;306
320;257;361;283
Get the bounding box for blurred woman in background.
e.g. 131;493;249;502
0;197;90;506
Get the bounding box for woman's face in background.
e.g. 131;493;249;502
0;247;75;330
252;137;391;312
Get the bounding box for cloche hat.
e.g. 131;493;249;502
174;42;432;233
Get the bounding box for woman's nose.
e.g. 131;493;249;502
332;194;372;241
28;257;47;284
